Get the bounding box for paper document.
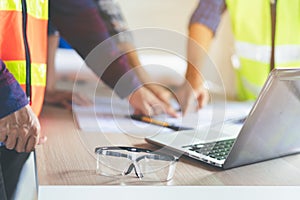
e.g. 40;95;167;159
73;97;253;137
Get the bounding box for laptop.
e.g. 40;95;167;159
146;68;300;169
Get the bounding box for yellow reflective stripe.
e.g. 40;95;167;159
0;0;48;20
0;1;22;11
240;77;262;98
235;41;300;64
4;61;46;86
27;0;48;20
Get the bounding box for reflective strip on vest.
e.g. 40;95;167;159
240;77;262;98
4;61;46;86
0;1;48;19
235;41;300;64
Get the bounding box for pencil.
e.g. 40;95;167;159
129;114;193;131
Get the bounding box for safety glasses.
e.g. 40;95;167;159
95;146;178;182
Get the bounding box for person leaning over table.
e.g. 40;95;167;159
46;0;177;117
45;0;172;111
0;1;48;199
175;0;300;115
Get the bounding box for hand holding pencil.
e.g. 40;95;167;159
129;114;193;131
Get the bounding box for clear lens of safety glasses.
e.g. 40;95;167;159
95;146;178;182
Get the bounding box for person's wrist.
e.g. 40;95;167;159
182;80;202;95
185;74;205;91
127;86;142;101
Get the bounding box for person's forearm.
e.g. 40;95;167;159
185;23;214;91
117;42;153;84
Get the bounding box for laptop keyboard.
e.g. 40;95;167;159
183;139;235;160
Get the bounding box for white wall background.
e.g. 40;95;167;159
116;0;198;34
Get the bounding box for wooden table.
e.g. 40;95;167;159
35;103;300;199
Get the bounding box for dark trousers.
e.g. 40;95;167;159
0;147;30;200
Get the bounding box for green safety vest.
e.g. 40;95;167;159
225;0;300;100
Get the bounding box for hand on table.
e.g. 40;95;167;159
175;81;210;116
44;89;93;110
145;83;173;106
0;105;46;152
128;86;178;117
